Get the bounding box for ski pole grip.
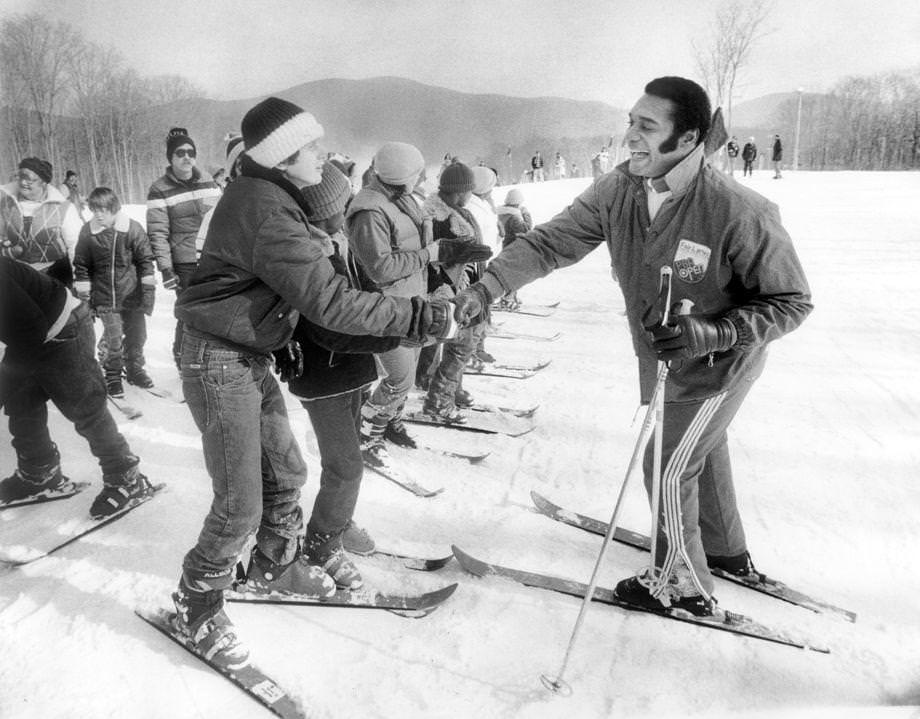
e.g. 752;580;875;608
674;299;695;316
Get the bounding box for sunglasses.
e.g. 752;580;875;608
173;149;196;158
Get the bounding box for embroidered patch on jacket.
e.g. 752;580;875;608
673;239;711;284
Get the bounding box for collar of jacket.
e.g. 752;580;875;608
165;165;211;186
0;181;68;206
240;156;314;219
620;143;705;198
89;209;130;235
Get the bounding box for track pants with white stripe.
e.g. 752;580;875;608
642;377;754;597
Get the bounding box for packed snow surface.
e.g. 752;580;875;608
2;170;919;719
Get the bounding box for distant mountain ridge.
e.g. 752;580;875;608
154;76;629;179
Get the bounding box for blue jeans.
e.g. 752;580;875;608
179;329;306;589
303;389;365;536
98;308;147;375
2;304;133;474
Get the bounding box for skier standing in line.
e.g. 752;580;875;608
346;143;490;465
0;157;82;287
171;98;459;667
284;160;401;589
73;187;157;397
145;127;221;371
772;134;783;178
495;188;532;311
452;76;812;616
725;136;739;176
0;258;152;517
464;166;501;367
531;151;545;182
421;162;491;420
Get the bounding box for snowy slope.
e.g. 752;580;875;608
1;170;919;719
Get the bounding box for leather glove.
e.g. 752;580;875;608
141;285;156;316
161;268;179;292
433;238;493;266
272;341;304;382
646;304;737;362
453;282;493;326
407;297;457;343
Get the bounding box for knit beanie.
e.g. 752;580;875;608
373;142;425;188
242;97;324;169
439;162;475;193
18;157;53;183
504;188;524;206
166;127;196;159
301;161;352;221
471;166;497;195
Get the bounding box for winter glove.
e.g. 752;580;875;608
161;268;179;292
645;304;737;362
0;239;22;259
141;285;156;316
453;282;493;326
272;340;304;382
73;280;92;303
406;297;457;343
431;238;493;266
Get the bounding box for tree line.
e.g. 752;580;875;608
1;13;200;203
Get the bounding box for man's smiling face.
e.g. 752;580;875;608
626;93;696;179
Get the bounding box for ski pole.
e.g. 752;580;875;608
647;267;672;584
540;266;673;696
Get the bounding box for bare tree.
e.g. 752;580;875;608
0;13;82;169
693;0;773;128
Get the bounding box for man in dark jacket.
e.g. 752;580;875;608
0;258;151;517
171;97;458;669
741;137;757;176
772;134;783;178
453;76;812;618
145;127;221;368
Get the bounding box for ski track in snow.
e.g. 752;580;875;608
2;172;920;718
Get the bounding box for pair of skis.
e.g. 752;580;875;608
107;385;174;419
138;547;459;718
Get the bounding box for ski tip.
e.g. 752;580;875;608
450;545;488;577
423;582;460;607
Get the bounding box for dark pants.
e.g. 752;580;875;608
426;325;483;408
171;262;198;367
743;160;754;176
179;329;306;589
303;389;364;536
643;377;754;596
2;305;133;474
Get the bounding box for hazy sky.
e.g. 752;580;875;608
5;0;919;109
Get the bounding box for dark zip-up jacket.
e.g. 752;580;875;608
480;145;812;403
73;211;155;313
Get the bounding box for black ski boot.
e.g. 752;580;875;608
306;530;363;590
245;541;336;598
342;519;375;555
383;418;417;448
0;452;69;504
89;458;152;518
105;369;125;398
707;550;766;582
125;367;154;389
614;571;716;617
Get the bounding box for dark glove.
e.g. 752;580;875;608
272;341;304;381
161;268;179;292
435;238;493;266
453;282;493;326
141;285;156;316
647;308;737;362
407;297;456;343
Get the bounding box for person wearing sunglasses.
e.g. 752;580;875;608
0;157;83;288
145;127;222;372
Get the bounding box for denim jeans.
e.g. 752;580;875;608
98;308;147;374
426;325;483;407
179;329;306;589
365;344;420;420
2;304;133;474
303;389;364;536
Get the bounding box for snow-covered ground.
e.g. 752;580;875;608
2;169;919;719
